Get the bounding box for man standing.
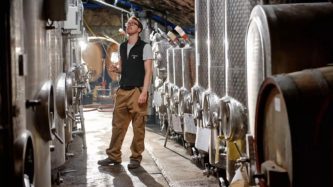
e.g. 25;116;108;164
98;16;153;169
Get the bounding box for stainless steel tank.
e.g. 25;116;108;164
203;0;227;127
226;0;258;106
179;47;196;115
165;47;181;133
182;47;196;91
5;0;35;186
223;0;260;181
168;58;178;111
246;3;333;137
2;0;83;186
193;0;210;153
154;41;170;70
63;37;76;145
153;41;169;88
24;0;53;185
203;0;228;167
208;0;226;98
153;40;169;83
168;48;183;132
166;47;174;86
171;48;182;114
179;47;196;143
195;0;209;90
152;40;170;125
165;47;176;109
173;48;183;89
48;26;66;170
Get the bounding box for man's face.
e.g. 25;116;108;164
125;19;141;35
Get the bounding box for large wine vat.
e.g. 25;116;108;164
195;0;209;90
246;3;333;136
255;66;333;187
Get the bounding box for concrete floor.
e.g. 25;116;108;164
53;108;219;187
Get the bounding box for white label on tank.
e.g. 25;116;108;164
184;113;197;134
274;97;281;112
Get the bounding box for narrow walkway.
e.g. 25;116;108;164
53;109;219;187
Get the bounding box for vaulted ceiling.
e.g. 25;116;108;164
129;0;195;27
84;0;195;29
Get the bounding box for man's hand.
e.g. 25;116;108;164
108;64;119;73
138;91;148;105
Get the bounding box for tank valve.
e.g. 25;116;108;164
25;99;41;109
255;161;290;187
52;128;64;144
50;145;55;152
203;163;217;177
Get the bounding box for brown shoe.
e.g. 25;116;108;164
127;160;140;169
97;158;121;166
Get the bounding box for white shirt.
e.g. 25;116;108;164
127;43;153;60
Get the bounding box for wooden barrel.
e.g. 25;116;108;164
105;42;120;81
81;42;103;82
247;3;333;136
255;66;333;187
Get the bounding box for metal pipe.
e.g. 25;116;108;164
89;0;131;14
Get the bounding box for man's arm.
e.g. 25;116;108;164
138;59;152;104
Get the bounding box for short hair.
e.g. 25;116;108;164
128;16;143;33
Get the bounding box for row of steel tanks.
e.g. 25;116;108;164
1;0;88;186
152;0;250;182
152;0;333;186
152;39;197;143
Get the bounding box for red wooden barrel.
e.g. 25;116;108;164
255;66;333;187
81;42;103;82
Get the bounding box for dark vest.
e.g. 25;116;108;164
119;39;146;87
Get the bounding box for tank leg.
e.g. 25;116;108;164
71;104;86;149
79;105;87;149
164;124;171;147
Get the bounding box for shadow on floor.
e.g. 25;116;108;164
98;165;165;187
98;165;134;187
128;166;165;187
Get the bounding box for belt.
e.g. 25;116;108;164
120;86;137;90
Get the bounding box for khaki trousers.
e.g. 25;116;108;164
106;88;147;162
